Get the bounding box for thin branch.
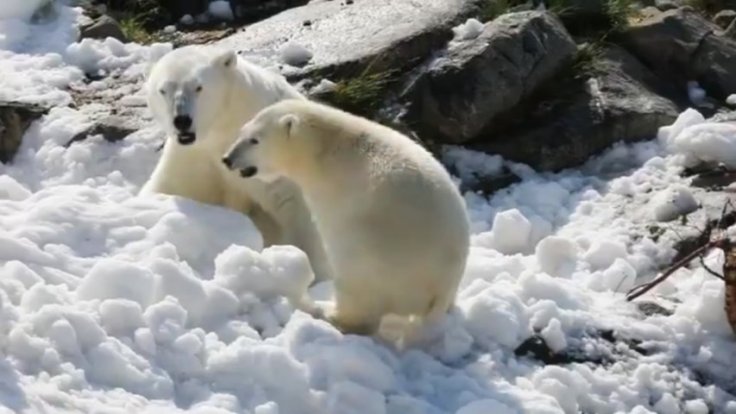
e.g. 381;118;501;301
627;242;713;301
699;254;725;280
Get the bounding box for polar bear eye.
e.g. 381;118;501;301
159;89;166;96
249;138;259;145
195;86;203;93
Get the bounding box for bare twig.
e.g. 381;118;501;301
699;254;725;280
627;243;713;301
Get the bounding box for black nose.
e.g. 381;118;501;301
222;156;233;169
240;166;257;178
173;115;192;131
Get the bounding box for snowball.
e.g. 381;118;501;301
208;0;234;21
727;94;736;106
214;245;314;305
460;281;529;348
684;400;709;414
163;25;176;34
452;18;485;41
456;399;516;414
279;42;313;67
489;209;532;254
180;14;194;25
687;80;706;105
650;186;698;222
535;236;578;278
310;78;337;95
540;318;567;352
76;259;156;307
583;240;627;270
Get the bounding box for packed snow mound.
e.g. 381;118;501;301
659;108;736;168
452;18;484;41
1;3;735;413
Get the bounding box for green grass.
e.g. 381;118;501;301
571;40;606;78
329;69;395;116
120;15;153;43
605;0;637;31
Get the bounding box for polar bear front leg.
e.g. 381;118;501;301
247;203;283;247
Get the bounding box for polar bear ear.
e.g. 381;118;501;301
213;50;237;70
279;114;300;137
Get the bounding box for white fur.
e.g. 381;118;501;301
224;99;471;348
140;45;333;283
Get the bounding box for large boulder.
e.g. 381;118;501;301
215;0;484;80
400;11;576;145
622;7;736;99
471;45;680;171
0;101;48;163
79;15;127;43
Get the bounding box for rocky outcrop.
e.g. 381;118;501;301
65;115;139;147
471;46;679;171
400;11;576;145
622;7;736;99
215;0;484;80
79;15;127;42
0;102;48;163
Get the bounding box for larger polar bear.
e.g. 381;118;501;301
222;99;471;346
140;45;333;282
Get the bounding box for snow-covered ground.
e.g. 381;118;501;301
1;2;736;414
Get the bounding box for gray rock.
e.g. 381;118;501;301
0;102;48;164
65;115;138;147
400;11;576;145
80;15;127;42
471;46;679;171
714;9;736;28
215;0;483;80
622;7;736;99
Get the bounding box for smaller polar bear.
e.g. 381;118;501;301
139;45;333;283
222;99;471;347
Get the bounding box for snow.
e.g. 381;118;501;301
687;80;707;105
659;107;736;168
279;42;313;67
452;18;485;41
208;0;234;21
0;2;735;414
727;94;736;106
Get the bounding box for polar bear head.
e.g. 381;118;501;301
221;99;310;179
146;46;238;146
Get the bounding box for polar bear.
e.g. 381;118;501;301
222;99;471;347
140;45;334;283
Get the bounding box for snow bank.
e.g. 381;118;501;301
0;3;735;414
452;18;484;41
659;107;736;168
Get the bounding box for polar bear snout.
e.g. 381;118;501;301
221;152;258;178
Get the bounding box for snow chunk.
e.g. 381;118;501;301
279;42;313;67
452;18;485;41
659;108;736;167
535;236;578;278
208;0;234;21
214;245;314;305
727;94;736;106
76;259;156;307
650;186;698;222
180;14;194;25
687;80;706;105
487;209;533;254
